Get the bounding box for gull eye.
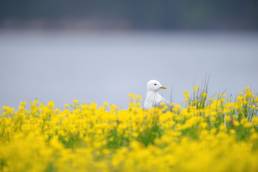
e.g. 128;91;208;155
154;83;157;86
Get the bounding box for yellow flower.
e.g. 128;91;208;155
183;91;190;102
224;115;231;122
0;88;257;172
193;85;199;92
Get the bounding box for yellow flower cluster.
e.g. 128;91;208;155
0;88;257;172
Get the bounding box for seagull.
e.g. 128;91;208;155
144;80;170;109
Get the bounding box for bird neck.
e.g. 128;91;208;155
146;91;160;97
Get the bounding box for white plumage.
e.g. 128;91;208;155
144;80;169;109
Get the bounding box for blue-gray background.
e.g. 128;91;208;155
0;0;258;107
1;31;258;107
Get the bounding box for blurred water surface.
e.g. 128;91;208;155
0;31;258;107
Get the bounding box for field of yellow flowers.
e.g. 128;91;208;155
0;87;258;172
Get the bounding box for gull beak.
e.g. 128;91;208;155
160;86;167;89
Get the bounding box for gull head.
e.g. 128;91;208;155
147;80;166;92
